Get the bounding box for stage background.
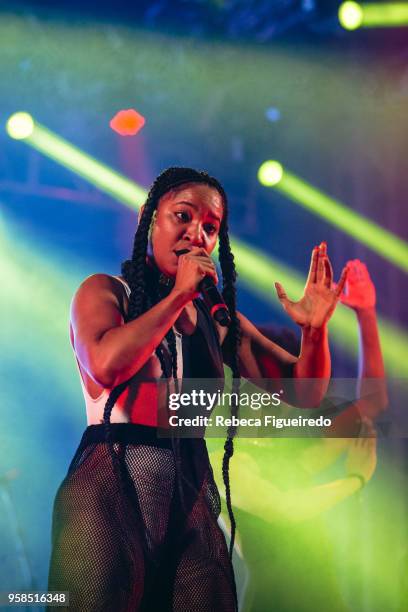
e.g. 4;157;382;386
1;1;407;610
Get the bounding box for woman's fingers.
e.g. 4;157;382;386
178;249;219;286
356;260;364;280
316;248;325;283
196;260;218;284
309;242;329;285
334;266;348;298
323;256;333;289
306;246;319;285
274;281;289;307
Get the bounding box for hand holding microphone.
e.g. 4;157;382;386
174;247;231;327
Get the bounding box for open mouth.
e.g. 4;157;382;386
174;248;191;257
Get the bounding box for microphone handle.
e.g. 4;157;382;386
199;277;231;327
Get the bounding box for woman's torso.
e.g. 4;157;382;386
71;275;225;426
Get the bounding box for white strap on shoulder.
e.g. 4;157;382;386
112;275;131;299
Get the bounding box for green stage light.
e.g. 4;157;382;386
339;2;408;29
6;119;408;376
5;113;147;210
6;112;34;140
260;162;408;274
0;210;89;439
339;2;364;29
363;2;408;27
258;161;283;187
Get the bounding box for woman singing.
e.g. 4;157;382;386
47;167;347;611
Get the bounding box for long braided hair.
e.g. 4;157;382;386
102;167;241;559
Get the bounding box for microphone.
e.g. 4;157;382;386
199;276;231;327
175;249;231;327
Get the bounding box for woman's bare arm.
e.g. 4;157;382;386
338;260;388;416
70;274;188;387
222;244;346;406
72;248;219;387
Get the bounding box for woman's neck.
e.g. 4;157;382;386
145;257;175;296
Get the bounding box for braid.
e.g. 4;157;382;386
218;206;241;561
101;186;158;443
101;166;240;565
101;184;159;487
165;328;186;509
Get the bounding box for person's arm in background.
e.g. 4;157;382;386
338;259;388;419
209;419;376;524
297;260;388;475
210;261;385;523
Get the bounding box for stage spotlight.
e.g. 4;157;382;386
339;2;363;30
259;162;408;273
110;108;146;136
258;161;283;186
6;112;34;140
339;2;408;29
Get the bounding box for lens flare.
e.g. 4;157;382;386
6;112;34;140
258;161;283;186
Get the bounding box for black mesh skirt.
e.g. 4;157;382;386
47;424;237;612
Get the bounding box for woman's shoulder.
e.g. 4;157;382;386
71;274;129;311
70;273;130;330
75;273;127;294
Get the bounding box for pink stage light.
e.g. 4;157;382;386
110;109;146;136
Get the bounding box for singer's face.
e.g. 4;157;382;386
149;183;224;278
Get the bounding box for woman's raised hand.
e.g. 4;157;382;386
274;243;348;329
337;259;376;312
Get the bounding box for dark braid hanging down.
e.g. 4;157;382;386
102;166;241;559
218;212;242;559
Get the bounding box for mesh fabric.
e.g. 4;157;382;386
47;425;236;612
